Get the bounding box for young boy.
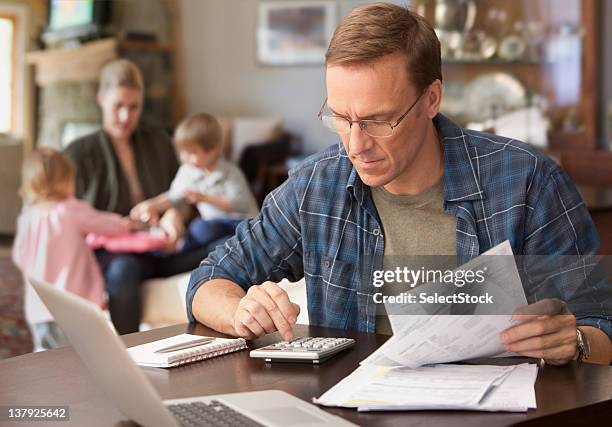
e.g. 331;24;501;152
130;113;258;250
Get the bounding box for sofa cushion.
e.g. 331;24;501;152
141;273;190;328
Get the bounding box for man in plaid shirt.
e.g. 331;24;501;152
187;3;611;364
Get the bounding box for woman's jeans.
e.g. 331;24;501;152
95;217;241;334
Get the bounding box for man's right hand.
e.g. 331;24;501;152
233;281;300;341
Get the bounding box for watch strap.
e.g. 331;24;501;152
574;327;590;362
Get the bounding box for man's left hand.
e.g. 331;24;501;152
501;298;577;365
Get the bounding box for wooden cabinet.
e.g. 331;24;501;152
416;0;600;149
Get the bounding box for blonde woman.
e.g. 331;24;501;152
64;59;209;334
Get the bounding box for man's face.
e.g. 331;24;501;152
97;86;143;142
326;52;437;192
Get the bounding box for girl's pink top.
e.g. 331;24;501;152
12;197;128;324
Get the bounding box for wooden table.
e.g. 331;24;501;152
1;323;611;426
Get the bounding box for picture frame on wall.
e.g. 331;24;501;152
256;0;337;66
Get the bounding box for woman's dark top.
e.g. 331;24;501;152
64;128;179;216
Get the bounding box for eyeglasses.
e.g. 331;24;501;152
317;90;425;138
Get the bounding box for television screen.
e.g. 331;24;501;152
48;0;94;31
43;0;111;45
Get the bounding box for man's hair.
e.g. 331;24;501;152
20;147;75;205
325;2;442;92
173;113;223;152
98;59;144;94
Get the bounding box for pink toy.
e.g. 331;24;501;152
86;231;169;253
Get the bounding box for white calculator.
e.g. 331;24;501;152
250;337;355;364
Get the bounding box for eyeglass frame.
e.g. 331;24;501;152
317;89;426;138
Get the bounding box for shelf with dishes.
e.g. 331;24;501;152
418;0;583;65
417;0;599;149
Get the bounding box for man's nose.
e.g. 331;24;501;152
347;123;373;156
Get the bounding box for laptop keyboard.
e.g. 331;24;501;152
167;401;265;427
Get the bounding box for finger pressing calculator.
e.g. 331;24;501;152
249;337;355;364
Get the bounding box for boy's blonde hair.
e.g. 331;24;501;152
20;147;75;205
173;113;223;152
98;59;144;94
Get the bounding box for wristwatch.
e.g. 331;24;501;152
573;327;591;362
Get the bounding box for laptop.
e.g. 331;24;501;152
29;277;356;427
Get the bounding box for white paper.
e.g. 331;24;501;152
361;315;521;368
475;363;539;412
314;363;538;413
315;363;539;410
315;242;538;413
366;241;528;368
359;364;538;412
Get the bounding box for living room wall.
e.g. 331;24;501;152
182;0;612;152
180;0;394;154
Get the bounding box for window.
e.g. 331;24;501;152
0;15;15;134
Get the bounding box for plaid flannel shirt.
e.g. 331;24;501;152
187;113;611;338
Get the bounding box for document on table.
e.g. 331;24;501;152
363;241;529;368
315;242;538;413
314;363;538;412
361;315;520;368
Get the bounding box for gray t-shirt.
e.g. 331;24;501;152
371;177;457;335
167;159;259;220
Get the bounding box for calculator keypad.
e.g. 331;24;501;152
250;337;355;363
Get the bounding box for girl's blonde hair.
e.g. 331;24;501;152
20;147;75;205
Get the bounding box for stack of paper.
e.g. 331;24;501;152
361;315;519;368
367;241;528;368
315;241;538;412
314;363;538;412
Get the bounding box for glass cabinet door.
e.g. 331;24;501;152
415;0;599;149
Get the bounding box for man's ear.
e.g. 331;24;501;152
426;79;442;119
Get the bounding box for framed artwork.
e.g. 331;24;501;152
256;0;337;66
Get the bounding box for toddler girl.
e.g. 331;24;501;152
12;147;133;351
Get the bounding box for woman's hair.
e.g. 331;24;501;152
20;147;75;205
98;59;144;94
173;113;223;152
325;2;442;92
